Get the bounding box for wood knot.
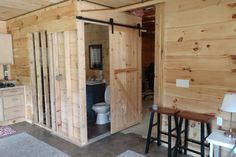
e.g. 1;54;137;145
230;55;236;60
173;98;178;103
227;3;236;8
194;42;198;45
35;16;38;20
232;69;236;73
190;78;195;82
206;44;211;48
193;47;199;51
232;13;236;19
201;30;205;32
57;15;61;19
182;67;192;72
178;37;184;42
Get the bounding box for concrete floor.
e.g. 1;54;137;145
8;122;191;157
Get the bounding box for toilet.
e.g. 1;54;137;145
92;86;110;125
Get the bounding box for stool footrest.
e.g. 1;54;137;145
187;138;209;147
152;122;158;127
180;147;201;155
159;131;177;138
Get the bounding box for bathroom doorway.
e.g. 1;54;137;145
84;23;110;140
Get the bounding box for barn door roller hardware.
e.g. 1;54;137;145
76;16;145;37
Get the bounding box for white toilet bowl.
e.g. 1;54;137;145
92;86;110;125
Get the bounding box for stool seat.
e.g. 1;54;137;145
150;107;179;116
177;111;214;123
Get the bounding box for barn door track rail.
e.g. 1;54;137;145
76;16;145;36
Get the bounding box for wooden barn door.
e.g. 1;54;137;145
110;26;142;133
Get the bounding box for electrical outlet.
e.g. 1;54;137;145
176;79;189;88
216;117;223;126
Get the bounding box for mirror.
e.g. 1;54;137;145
89;44;103;70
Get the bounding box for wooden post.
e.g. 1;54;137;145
76;20;88;146
154;3;165;105
64;31;73;138
34;32;44;125
52;33;62;132
48;33;56;131
28;33;38;123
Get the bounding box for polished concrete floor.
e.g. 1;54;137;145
8;122;192;157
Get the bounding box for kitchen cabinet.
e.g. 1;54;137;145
0;34;13;64
0;86;25;125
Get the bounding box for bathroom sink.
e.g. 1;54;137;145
86;80;104;85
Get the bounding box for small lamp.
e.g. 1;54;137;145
221;93;236;138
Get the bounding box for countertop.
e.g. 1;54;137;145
0;85;24;91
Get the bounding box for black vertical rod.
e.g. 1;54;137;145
174;116;178;150
168;115;172;157
110;18;114;34
174;118;183;157
206;122;211;136
137;24;141;37
157;113;161;146
201;122;205;157
184;119;189;155
145;111;155;153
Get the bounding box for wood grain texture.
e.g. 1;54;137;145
0;0;67;20
162;0;236;147
109;26;142;133
0;21;6;33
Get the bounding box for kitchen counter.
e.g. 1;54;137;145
0;85;24;91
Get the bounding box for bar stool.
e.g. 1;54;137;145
174;111;215;157
145;106;180;157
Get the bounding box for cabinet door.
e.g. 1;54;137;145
0;34;13;64
0;97;3;121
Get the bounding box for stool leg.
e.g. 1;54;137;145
174;118;183;157
184;119;189;155
174;116;178;151
207;122;211;136
168;115;172;157
145;111;155;154
157;113;161;146
200;122;205;157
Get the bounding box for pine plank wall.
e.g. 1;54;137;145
161;0;236;146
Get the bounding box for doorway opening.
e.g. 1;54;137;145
84;23;111;140
141;6;155;109
122;5;158;137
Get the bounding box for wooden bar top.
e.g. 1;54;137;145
150;106;179;116
177;111;215;123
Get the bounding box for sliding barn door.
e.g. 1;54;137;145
110;26;142;133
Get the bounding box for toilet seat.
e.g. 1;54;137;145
93;103;109;111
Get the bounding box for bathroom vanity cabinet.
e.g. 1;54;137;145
86;82;106;123
0;86;25;125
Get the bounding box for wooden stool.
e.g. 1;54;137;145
145;107;179;157
174;111;215;157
